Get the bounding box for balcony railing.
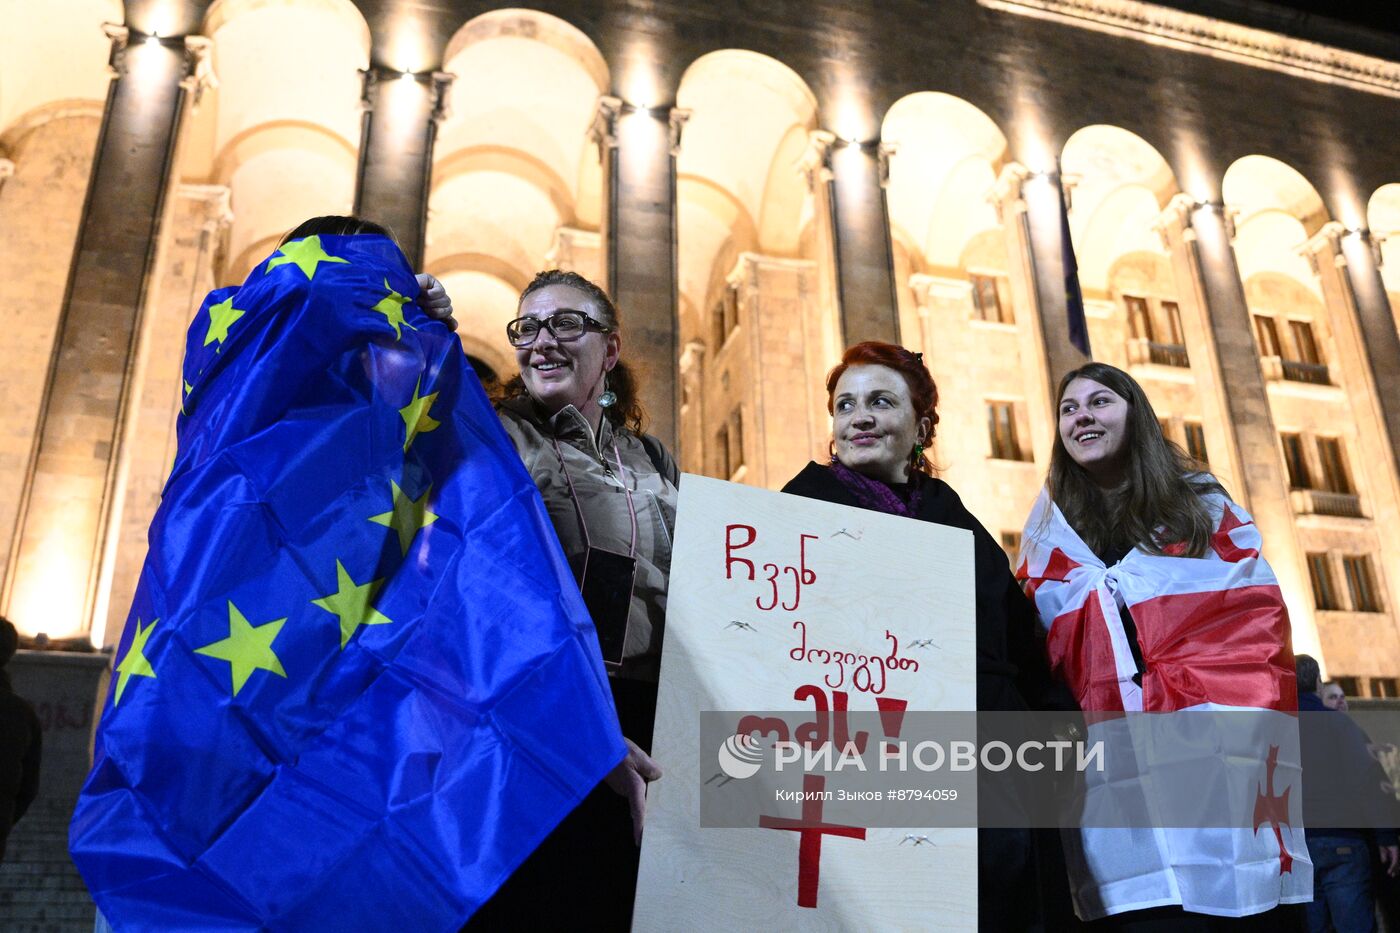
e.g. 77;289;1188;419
1260;355;1333;386
1148;342;1189;368
1281;360;1330;385
1290;488;1364;518
1127;338;1190;369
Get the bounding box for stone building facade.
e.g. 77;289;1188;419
3;0;1400;689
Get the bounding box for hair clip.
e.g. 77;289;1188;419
913;351;924;362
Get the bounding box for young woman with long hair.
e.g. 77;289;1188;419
1019;362;1307;929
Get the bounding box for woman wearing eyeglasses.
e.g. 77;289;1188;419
468;269;678;930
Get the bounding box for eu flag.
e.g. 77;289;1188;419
69;234;625;931
1058;166;1091;357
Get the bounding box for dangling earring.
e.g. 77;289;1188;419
597;370;617;409
911;439;925;471
828;439;839;464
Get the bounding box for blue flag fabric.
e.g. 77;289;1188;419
69;234;625;931
1058;169;1091;357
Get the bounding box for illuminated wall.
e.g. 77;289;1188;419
4;0;1400;692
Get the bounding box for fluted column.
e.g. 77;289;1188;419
598;97;685;450
1;27;205;641
1156;194;1319;659
1313;227;1400;481
991;163;1066;465
827;140;899;345
353;69;453;270
1304;223;1400;633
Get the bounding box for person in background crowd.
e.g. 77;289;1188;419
0;616;41;864
468;269;679;930
1019;362;1307;929
1322;681;1350;712
1298;654;1399;933
780;340;1075;932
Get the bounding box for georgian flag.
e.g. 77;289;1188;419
1017;482;1312;919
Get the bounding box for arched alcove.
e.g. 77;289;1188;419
883;92;1011;355
880;93;1041;544
1223;156;1334;379
1062;126;1191;395
674;49;835;488
428;8;608;373
204;0;369;281
1367;184;1400;325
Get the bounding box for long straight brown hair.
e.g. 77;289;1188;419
1047;362;1222;557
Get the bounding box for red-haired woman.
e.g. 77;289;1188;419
782;340;1071;931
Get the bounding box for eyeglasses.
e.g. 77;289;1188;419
506;310;613;347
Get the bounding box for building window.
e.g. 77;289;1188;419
1307;553;1341;610
1331;675;1360;697
1183;421;1208;465
712;284;739;347
715;408;745;480
1000;531;1022;569
1370;677;1399;699
1125;296;1188;367
987;401;1027;461
970;273;1014;324
1315;437;1353;495
1162;301;1185;345
1280;433;1310;489
1289;320;1323;366
1256;313;1329;383
1254;314;1282;357
1125;295;1155;341
1342;555;1383;613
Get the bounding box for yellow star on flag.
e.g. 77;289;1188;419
113;617;158;706
369;481;439;556
311;560;393;648
399;378;440;451
204;296;246;348
194;601;287;696
372;278;417;340
266;235;349;280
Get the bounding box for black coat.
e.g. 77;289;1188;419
783;463;1079;931
0;678;41;864
781;462;1070;714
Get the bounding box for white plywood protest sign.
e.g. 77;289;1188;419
633;474;977;931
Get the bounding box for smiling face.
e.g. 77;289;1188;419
514;283;620;424
831;364;930;485
1058;377;1131;487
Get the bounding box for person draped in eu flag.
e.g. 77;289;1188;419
68;216;627;932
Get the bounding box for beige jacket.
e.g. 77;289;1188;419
497;397;679;682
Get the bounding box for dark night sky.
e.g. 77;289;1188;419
1263;0;1397;34
1154;0;1400;57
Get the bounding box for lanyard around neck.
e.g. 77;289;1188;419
550;435;639;559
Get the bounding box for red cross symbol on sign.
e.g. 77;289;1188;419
1252;744;1294;874
758;773;867;908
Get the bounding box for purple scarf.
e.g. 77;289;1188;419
829;459;923;518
